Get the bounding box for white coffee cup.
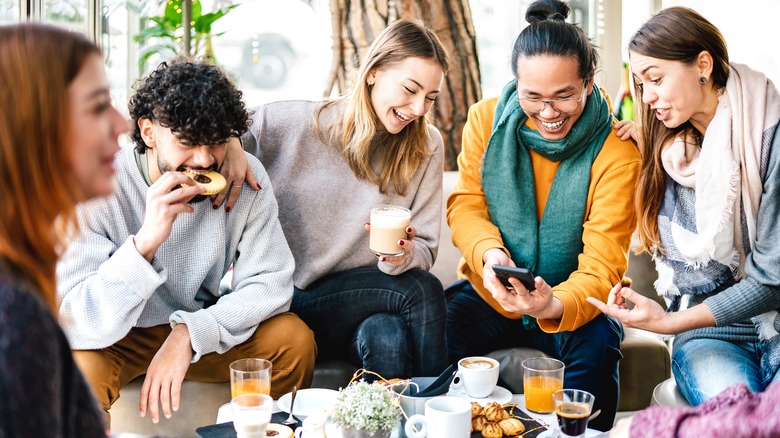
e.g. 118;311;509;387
293;411;327;438
369;205;411;256
449;356;500;398
404;396;471;438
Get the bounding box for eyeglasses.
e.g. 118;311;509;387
516;82;587;114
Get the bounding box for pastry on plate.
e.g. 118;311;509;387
471;401;484;418
471;414;488;432
480;421;503;438
265;423;293;438
482;402;508;422
499;417;526;435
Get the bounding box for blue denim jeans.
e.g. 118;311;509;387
291;267;448;379
445;280;623;431
672;338;780;406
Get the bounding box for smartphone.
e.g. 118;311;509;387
492;265;536;291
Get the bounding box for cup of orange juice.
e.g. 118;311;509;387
230;358;272;398
522;357;564;413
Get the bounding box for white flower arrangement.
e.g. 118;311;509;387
331;381;401;435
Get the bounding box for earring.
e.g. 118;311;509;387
699;76;708;85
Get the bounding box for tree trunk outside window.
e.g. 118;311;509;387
325;0;481;170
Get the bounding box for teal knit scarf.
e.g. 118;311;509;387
482;79;613;288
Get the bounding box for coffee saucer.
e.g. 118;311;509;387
447;385;512;404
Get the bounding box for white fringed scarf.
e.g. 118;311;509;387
657;62;780;384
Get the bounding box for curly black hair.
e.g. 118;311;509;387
129;57;249;154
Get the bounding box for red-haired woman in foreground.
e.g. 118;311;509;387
0;23;126;437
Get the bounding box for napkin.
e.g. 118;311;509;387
412;364;456;397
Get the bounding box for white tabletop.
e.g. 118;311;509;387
216;392;604;437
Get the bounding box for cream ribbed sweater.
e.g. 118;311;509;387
57;146;295;361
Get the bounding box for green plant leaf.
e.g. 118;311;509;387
137;43;178;68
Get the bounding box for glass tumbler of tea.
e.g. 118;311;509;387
552;389;595;437
522;357;564;413
230;358;272;398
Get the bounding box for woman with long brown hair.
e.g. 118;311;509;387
229;18;450;378
0;23;126;436
589;6;780;408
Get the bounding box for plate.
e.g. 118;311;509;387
447;385;513;404
278;388;339;419
536;428;605;437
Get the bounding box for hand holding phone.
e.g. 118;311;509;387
492;265;536;291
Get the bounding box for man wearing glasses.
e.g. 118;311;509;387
444;1;641;430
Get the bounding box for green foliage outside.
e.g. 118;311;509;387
133;0;237;69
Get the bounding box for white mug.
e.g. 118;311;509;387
404;396;471;438
293;411;327;438
449;356;500;398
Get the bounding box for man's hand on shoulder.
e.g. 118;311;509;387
139;323;193;423
134;172;205;262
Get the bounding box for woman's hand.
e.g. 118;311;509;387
613;119;638;142
364;224;416;266
586;283;674;334
214;137;259;211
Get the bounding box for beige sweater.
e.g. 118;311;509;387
242;100;443;289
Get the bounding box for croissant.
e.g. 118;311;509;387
481;422;503;438
471;415;489;432
499;417;526;436
482;402;508;422
471;401;484;418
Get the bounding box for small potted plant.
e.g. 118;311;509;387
331;381;401;438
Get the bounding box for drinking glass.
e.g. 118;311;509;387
553;389;595;437
232;393;273;438
230;358;272;398
369;205;411;256
522;357;564;413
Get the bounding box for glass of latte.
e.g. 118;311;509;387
369;205;411;256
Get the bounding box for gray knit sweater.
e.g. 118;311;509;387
241;100;443;289
56;146;295;361
674;123;780;358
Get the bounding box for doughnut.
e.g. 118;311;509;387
182;169;226;195
264;423;294;438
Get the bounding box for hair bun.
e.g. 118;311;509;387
526;0;570;24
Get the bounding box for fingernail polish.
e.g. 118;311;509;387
381;257;386;262
225;207;231;213
256;184;262;190
398;240;405;246
406;227;412;233
212;204;219;209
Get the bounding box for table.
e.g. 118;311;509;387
215;392;605;437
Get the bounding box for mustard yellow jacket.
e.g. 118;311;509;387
447;95;640;333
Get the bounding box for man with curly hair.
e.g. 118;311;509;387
56;58;316;425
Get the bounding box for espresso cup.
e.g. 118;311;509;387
369;205;411;256
404;396;471;438
449;356;500;398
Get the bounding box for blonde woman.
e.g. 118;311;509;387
230;18;450;378
222;20;448;378
0;23;126;436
